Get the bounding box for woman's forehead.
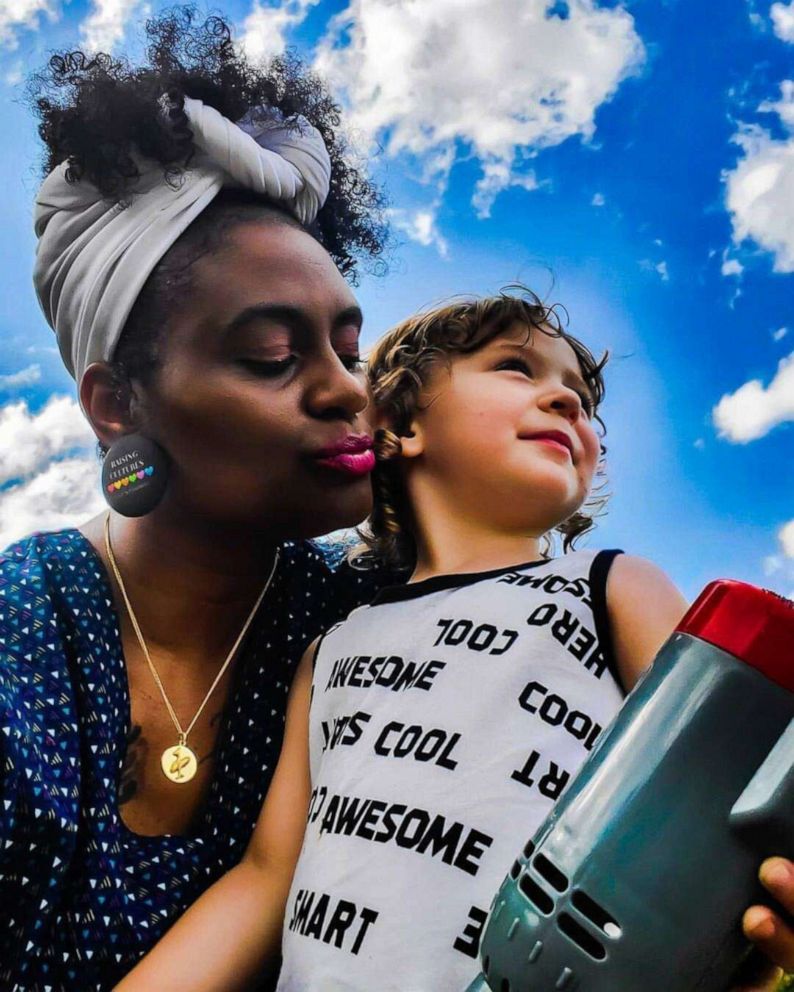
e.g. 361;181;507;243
177;223;359;327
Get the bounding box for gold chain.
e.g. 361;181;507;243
103;512;279;782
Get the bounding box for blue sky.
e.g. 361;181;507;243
0;0;791;601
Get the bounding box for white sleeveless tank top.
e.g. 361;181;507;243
278;549;625;992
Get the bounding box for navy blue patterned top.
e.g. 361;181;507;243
0;528;386;991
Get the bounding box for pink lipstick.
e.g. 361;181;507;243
315;435;375;476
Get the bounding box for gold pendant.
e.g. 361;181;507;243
161;741;198;784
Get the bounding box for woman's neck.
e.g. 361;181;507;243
80;508;280;662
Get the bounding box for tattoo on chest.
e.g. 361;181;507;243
118;710;225;803
198;710;224;768
119;724;148;805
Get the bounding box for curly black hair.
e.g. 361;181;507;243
29;6;387;391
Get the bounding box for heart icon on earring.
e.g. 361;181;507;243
101;434;169;517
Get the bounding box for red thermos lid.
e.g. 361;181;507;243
677;580;794;693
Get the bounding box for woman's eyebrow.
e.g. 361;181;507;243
223;303;363;339
333;305;363;330
223;303;308;339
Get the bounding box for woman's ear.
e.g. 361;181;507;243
79;363;137;449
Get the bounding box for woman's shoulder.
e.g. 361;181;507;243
0;527;92;580
0;527;103;640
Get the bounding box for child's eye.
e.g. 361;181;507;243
496;358;533;376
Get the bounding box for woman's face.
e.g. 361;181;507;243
139;220;374;540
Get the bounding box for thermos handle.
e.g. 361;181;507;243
729;717;794;858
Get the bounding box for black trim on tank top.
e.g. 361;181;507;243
370;557;552;605
589;549;625;695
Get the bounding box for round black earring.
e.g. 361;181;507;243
101;433;169;517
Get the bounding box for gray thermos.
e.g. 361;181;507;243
466;580;794;991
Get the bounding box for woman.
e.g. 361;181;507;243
3;9;792;992
1;10;388;989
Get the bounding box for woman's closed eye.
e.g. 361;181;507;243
339;354;364;373
238;352;363;377
239;355;297;377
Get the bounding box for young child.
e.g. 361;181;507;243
117;290;791;992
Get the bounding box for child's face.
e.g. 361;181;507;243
400;322;601;536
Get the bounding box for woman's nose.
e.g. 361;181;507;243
305;353;369;421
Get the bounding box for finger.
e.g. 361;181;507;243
729;944;783;992
729;970;783;992
743;905;794;974
759;858;794;917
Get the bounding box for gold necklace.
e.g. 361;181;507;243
104;512;279;784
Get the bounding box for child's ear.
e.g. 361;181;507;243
374;412;424;459
398;423;424;459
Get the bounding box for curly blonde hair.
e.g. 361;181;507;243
352;287;610;572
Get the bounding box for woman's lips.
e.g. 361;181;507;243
316;449;376;476
315;435;375;476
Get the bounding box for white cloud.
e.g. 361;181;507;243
772;326;789;341
725;81;794;272
0;455;104;550
0;395;95;485
712;351;794;442
591;192;606;207
639;258;669;281
388;206;449;258
4;61;23;86
26;345;60;356
0;396;103;550
721;257;744;277
472;161;542;218
0;0;57;49
314;0;644;213
771;1;794;41
763;553;784;575
239;0;319;62
780;519;794;557
777;520;794;558
764;530;794;600
0;365;41;390
81;0;147;53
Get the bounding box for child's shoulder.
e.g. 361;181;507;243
602;553;684;608
599;553;689;692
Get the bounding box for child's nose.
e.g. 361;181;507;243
541;384;583;422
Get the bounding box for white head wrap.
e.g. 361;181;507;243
33;97;332;385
